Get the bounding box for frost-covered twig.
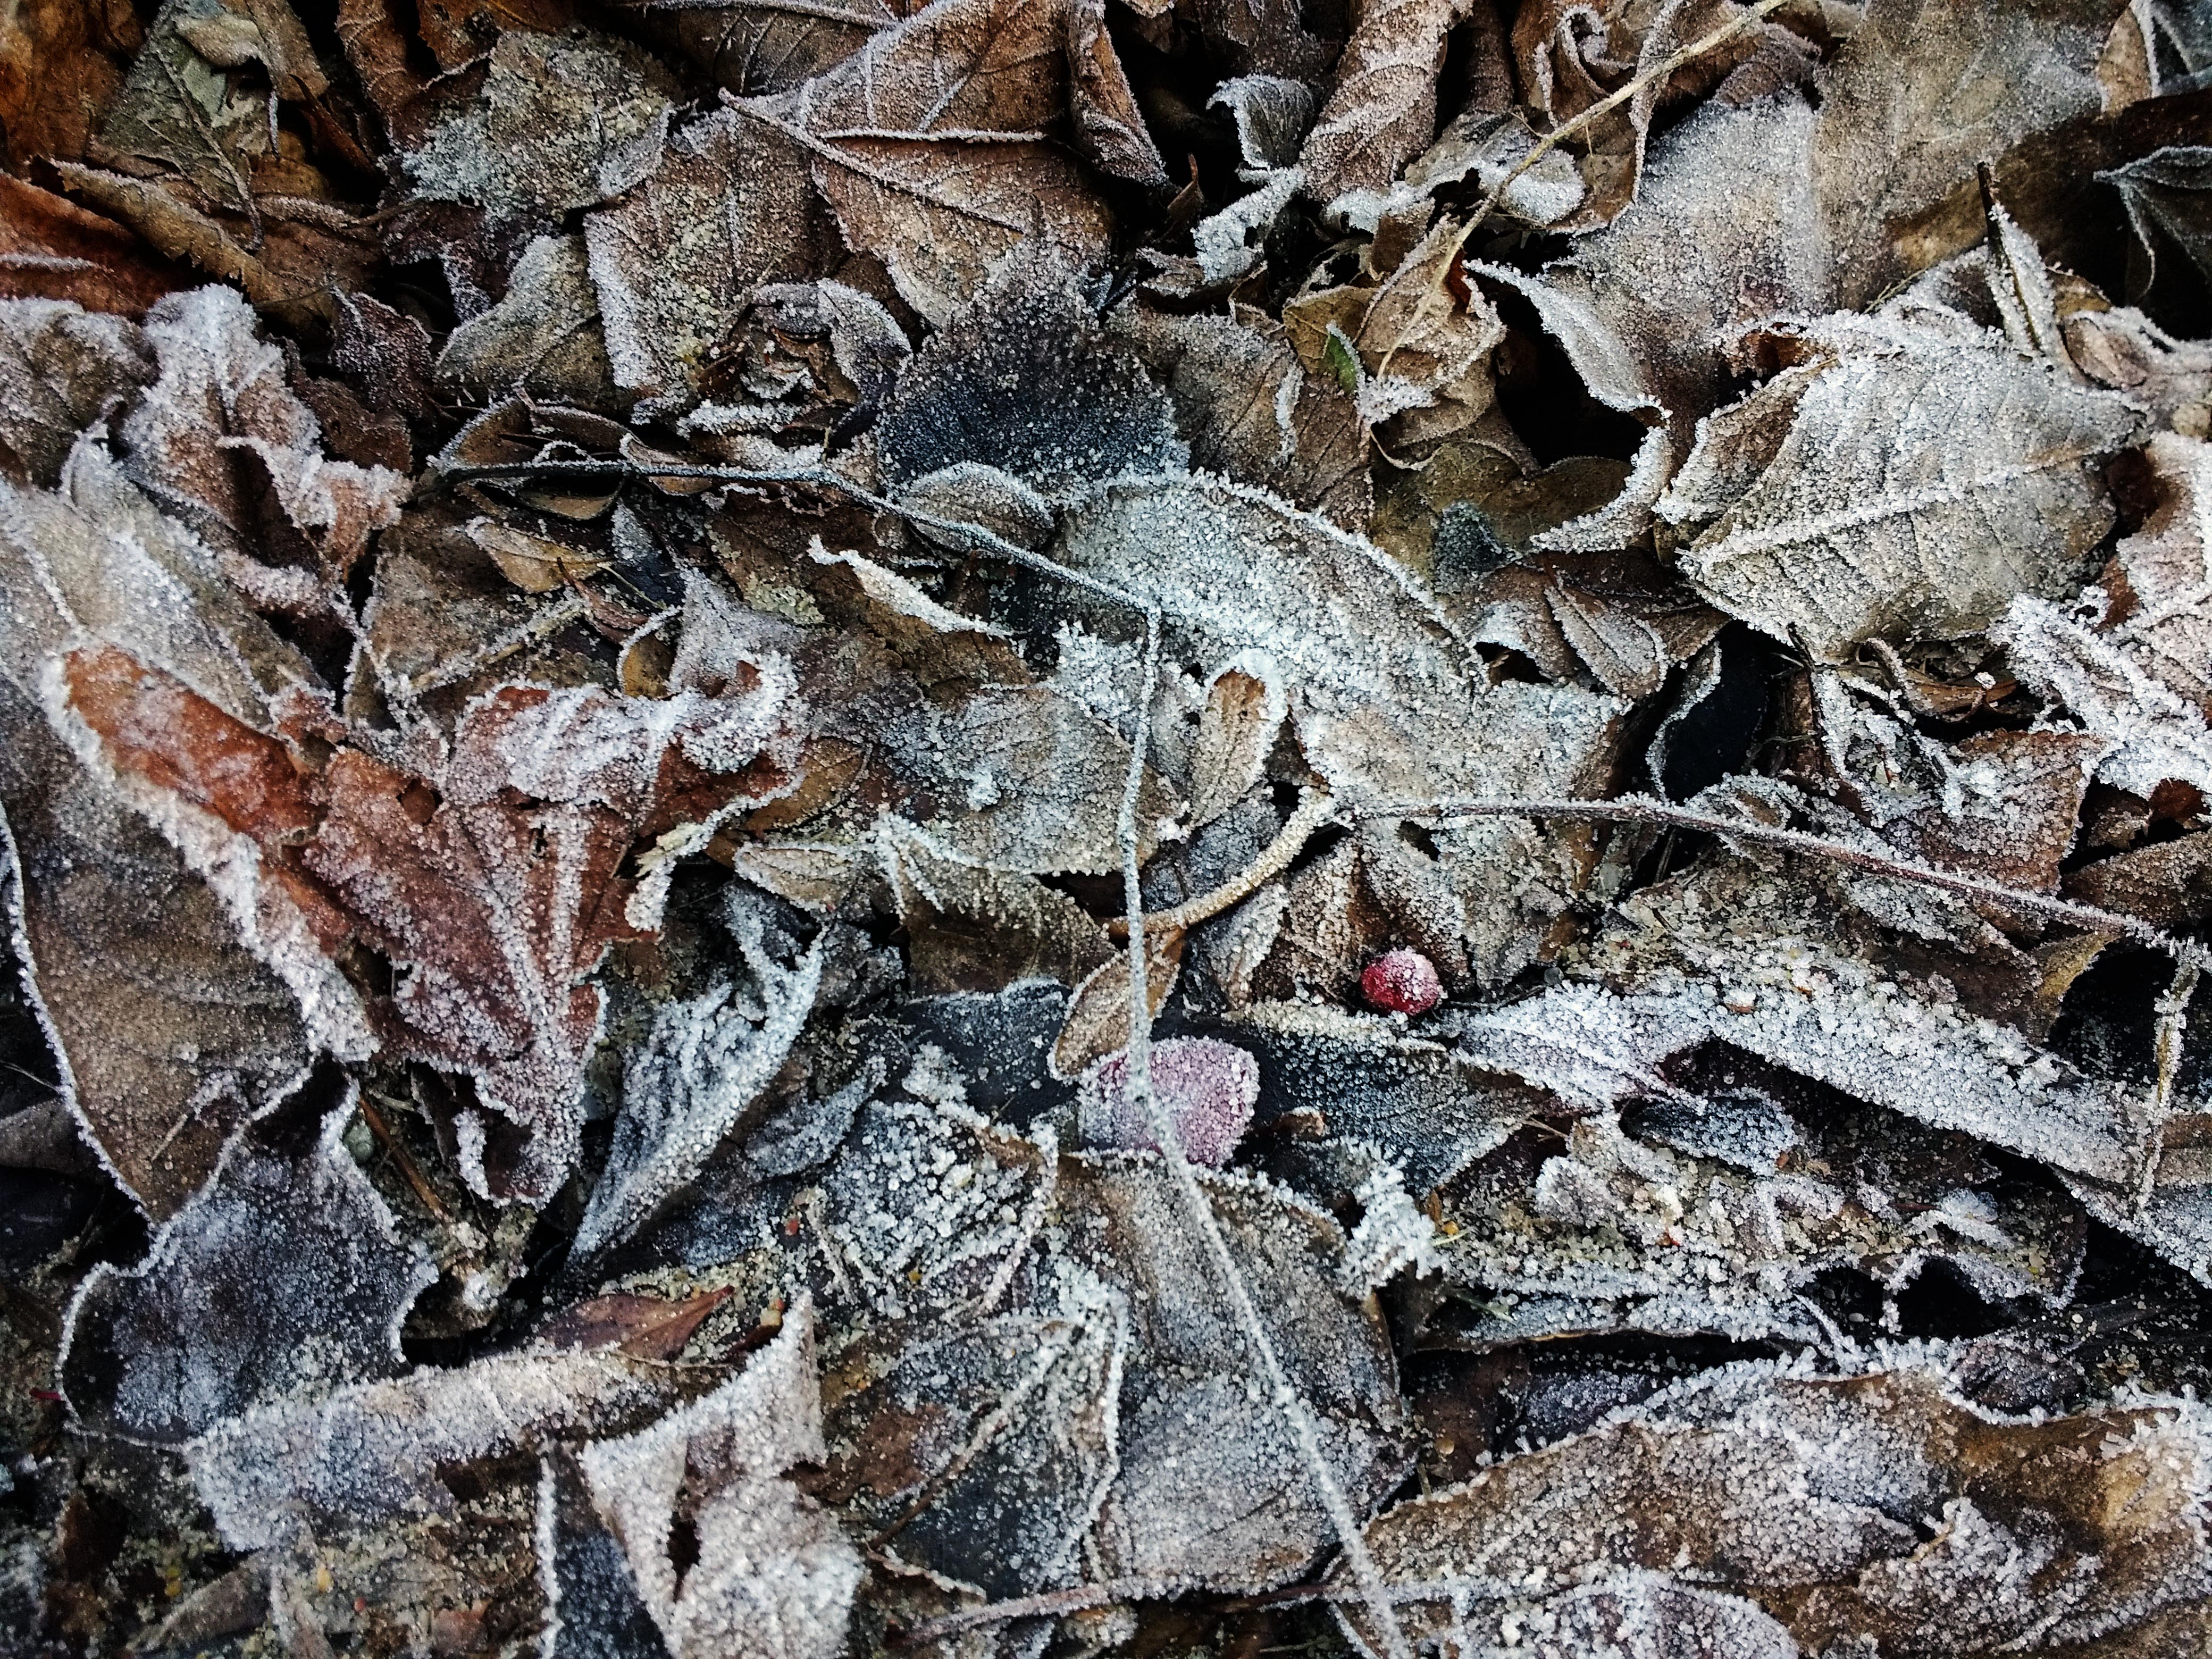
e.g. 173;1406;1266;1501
2144;956;2206;1207
1369;793;2211;969
1115;617;1413;1659
429;456;1145;615
1107;784;1335;939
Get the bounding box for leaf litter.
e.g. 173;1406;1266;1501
9;2;2212;1657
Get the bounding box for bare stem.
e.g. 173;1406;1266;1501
1108;785;1335;940
431;457;1144;616
1369;793;2209;969
1113;623;1413;1659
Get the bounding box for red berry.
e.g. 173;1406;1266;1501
1081;1037;1259;1166
1362;949;1440;1015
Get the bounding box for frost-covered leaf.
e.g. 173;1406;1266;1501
1048;474;1624;985
1996;591;2212;799
1055;1154;1409;1589
1428;1102;2085;1348
768;0;1142;326
2098;430;2212;718
583;104;834;417
0;445;321;1213
539;1449;668;1659
1525;93;1831;448
634;0;922;95
1054;473;1616;808
1800;671;2102;893
877;818;1115;993
1571;860;2156;1187
575;906;825;1261
60;1070;435;1441
580;1300;863;1659
404;30;673;236
879;266;1186;501
1664;314;2147;658
1234;1000;1521;1192
811;1080;1057;1322
0;298;151;485
1107;304;1371;529
1813;0;2122;307
817;1297;1122;1597
437;234;620;409
1297;0;1468;205
61;652;805;1199
1351;1355;2212;1655
121;285;407;614
187;1346;684;1551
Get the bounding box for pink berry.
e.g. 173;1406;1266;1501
1362;949;1441;1015
1079;1037;1259;1166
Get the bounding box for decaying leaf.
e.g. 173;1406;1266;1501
1058;1154;1410;1589
1349;1354;2212;1656
61;647;806;1199
580;1299;863;1659
404;30;674;237
1664;313;2147;658
60;1070;435;1440
15;3;2212;1654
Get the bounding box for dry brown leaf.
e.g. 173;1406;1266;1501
1664;313;2147;658
583;104;835;417
539;1287;734;1360
61;642;804;1200
2064;831;2212;929
0;172;184;313
1299;0;1472;206
0;0;137;168
1350;1358;2212;1655
0;446;320;1214
1107;301;1373;530
1188;662;1287;826
767;0;1143;325
1049;925;1185;1079
403;30;674;239
1813;0;2123;306
628;0;925;95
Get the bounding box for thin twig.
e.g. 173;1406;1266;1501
2142;957;2205;1208
1488;0;1790;202
358;1095;454;1225
431;456;1146;616
1114;619;1414;1659
1369;794;2209;968
1108;786;1336;939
